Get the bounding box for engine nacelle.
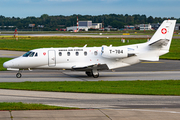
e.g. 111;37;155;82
101;46;128;59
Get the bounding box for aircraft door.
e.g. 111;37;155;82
48;50;56;67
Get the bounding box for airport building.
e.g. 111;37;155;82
151;23;160;30
91;23;103;29
79;21;92;27
66;21;102;31
124;25;135;30
140;24;152;30
175;23;180;30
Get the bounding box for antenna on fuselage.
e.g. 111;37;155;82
83;44;87;48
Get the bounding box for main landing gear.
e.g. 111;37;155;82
85;69;99;78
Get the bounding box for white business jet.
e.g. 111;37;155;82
3;20;176;78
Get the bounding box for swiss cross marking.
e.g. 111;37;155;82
43;52;46;56
161;28;167;34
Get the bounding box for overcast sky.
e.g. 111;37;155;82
0;0;179;18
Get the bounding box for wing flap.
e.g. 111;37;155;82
72;64;109;71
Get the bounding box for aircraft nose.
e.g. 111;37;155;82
3;61;12;68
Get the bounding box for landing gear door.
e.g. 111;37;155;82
48;50;56;67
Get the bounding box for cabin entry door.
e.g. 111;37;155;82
48;50;56;67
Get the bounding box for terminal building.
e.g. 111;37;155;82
66;21;102;31
140;24;152;30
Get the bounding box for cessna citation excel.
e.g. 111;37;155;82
3;20;176;78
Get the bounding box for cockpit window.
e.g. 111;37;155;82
29;52;35;57
23;51;31;57
23;51;36;57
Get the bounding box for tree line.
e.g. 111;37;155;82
0;14;179;31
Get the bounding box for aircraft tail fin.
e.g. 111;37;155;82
139;20;176;61
148;20;176;52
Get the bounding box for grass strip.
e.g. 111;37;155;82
0;36;180;59
0;58;12;71
0;36;146;51
0;102;78;110
0;81;180;95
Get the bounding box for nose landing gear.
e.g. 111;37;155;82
16;73;22;78
16;70;23;78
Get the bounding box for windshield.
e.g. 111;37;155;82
23;51;31;57
23;51;35;57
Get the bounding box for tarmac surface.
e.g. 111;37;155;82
1;33;180;39
1;89;180;120
1;70;180;82
2;108;180;120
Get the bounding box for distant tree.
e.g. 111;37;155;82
0;14;178;31
110;20;124;28
147;16;154;23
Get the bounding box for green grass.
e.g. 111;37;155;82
0;102;78;110
0;81;180;95
0;58;12;71
161;39;180;59
0;36;146;51
0;36;180;59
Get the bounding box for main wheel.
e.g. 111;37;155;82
92;73;99;78
16;73;22;78
85;71;93;77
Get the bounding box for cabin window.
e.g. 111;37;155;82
59;52;62;56
75;52;79;56
35;53;38;57
67;52;70;56
84;51;87;56
94;51;98;56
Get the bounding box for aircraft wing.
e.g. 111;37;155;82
72;64;109;71
149;39;170;47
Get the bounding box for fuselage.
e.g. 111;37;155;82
3;43;146;71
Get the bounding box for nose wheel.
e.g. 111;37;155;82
16;70;23;78
16;73;22;78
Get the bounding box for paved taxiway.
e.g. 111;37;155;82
1;89;180;120
2;109;180;120
1;33;180;39
1;70;180;82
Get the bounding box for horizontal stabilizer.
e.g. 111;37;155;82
149;39;170;47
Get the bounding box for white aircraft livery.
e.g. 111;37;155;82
3;20;176;78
